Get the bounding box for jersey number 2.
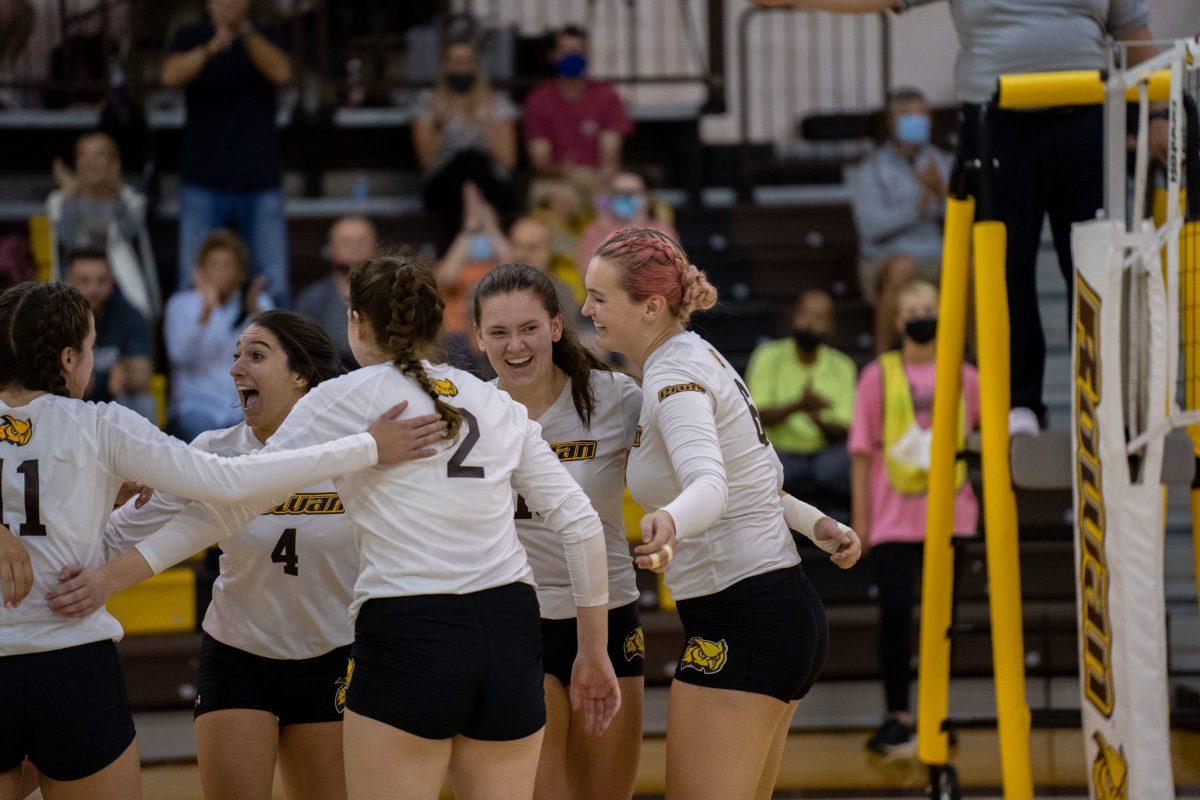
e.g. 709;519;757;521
271;528;299;576
0;458;47;536
447;409;485;478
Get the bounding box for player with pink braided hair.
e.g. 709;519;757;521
584;226;861;799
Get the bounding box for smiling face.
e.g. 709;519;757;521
230;323;308;434
581;255;648;356
476;289;562;391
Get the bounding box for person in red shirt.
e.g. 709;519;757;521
522;25;633;184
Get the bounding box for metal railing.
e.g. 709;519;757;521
736;5;891;159
0;0;726;112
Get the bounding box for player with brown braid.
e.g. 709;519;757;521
0;281;446;800
350;249;464;440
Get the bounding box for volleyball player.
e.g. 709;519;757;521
0;282;442;800
46;252;622;800
581;227;861;800
474;263;643;800
99;311;359;800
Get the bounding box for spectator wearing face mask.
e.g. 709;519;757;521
522;24;632;184
849;88;953;354
294;215;378;367
413;36;518;235
847;278;979;757
576;171;677;284
746;289;857;502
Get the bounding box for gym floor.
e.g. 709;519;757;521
133;680;1200;798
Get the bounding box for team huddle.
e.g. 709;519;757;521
0;226;860;800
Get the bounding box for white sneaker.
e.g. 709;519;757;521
1009;407;1040;437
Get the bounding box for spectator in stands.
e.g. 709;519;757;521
48;131;161;321
413;35;518;235
849;88;952;355
64;248;156;422
509;215;585;326
163;0;293;305
763;0;1160;432
295;215;378;367
848;279;979;757
746;289;856;502
576;171;678;285
164;229;272;440
523;24;632;185
435;183;511;373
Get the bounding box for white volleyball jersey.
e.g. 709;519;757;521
138;363;608;621
512;370;641;620
105;423;355;659
0;394;377;656
627;331;800;601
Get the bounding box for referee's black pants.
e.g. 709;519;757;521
958;105;1104;421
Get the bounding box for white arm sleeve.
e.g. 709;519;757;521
511;415;608;609
104;429;226;561
779;492;848;554
135;500;244;574
652;388;728;540
100;403;377;505
132;377;386;575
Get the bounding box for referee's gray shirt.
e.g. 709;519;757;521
905;0;1151;104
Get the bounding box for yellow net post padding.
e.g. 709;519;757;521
997;69;1170;110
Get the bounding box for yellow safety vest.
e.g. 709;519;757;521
880;351;967;494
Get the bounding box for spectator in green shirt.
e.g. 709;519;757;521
746;289;857;498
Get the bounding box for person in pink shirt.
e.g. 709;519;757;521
576;171;677;283
522;25;633;183
848;278;979;757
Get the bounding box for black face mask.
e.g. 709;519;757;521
792;328;823;353
445;73;476;93
904;317;937;344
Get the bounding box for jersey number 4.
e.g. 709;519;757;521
271;528;299;576
0;458;47;536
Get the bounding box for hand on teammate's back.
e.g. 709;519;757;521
570;650;622;736
0;523;33;608
367;400;451;465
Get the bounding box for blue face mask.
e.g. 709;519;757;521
895;113;931;146
555;52;588;79
468;233;495;262
609;193;645;221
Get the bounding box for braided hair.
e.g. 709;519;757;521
593;227;718;321
473;262;612;427
0;282;92;398
348;248;464;439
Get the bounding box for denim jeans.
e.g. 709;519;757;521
178;183;290;306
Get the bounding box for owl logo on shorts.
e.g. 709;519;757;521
334;658;354;714
432;378;459;397
1090;732;1128;800
680;637;728;675
623;627;645;662
0;415;32;446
